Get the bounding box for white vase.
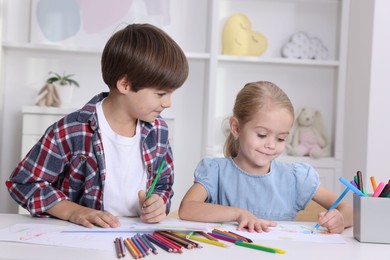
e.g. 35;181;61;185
55;84;75;107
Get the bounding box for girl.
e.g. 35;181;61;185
179;81;352;234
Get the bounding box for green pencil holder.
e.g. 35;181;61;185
353;194;390;244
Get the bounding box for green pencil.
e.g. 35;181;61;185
234;241;286;254
146;160;166;200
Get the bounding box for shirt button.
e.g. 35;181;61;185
148;166;152;173
79;155;87;161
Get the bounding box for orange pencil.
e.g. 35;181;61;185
124;238;139;259
128;238;144;258
370;176;377;192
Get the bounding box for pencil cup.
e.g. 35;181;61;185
353;194;390;244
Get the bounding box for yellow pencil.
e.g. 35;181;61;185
173;232;227;247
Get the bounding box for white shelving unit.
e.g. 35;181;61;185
1;0;350;214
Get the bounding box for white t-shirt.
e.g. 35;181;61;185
96;100;146;217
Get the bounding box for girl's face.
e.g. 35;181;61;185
232;105;293;175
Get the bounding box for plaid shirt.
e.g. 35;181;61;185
6;92;174;217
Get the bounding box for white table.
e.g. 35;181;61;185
0;214;388;260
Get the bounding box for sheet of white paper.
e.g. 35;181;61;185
63;217;217;233
218;223;346;244
0;223;119;251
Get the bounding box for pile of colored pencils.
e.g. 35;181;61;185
114;229;285;258
113;231;202;259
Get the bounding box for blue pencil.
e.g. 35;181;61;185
311;187;350;233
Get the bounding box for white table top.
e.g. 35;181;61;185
0;213;388;260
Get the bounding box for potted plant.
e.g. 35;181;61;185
46;71;79;107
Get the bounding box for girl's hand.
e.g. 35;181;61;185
318;209;344;234
236;210;277;232
138;190;167;223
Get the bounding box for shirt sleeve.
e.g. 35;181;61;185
194;157;220;203
292;162;320;210
5;126;68;216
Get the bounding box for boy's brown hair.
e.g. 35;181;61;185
101;23;189;91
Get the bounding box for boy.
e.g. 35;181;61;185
6;23;189;228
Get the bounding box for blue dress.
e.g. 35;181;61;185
194;157;320;221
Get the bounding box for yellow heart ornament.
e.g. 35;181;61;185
222;14;268;56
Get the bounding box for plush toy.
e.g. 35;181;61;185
286;107;330;158
35;83;61;107
222;14;267;56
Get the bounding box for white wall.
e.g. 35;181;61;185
344;0;390;199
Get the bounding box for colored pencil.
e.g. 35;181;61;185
227;231;253;243
370;176;377;192
208;232;241;243
357;171;363;191
140;234;158;254
196;231;219;241
134;234;150;255
157;231;194;249
312;187;349;233
152;232;183;253
119;237;125;258
123;238;139;259
378;184;390;197
146;160;166;200
131;237;146;257
212;228;242;240
114;237;123;258
235;241;286;254
373;182;385;197
173;232;226;247
145;234;172;253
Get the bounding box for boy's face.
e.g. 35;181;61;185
126;87;172;123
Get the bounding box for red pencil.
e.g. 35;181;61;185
152;233;183;253
145;234;173;253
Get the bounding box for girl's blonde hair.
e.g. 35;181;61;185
223;81;294;158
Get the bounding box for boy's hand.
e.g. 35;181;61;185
68;207;120;229
236;210;277;233
47;200;120;229
138;190;166;223
318;209;344;234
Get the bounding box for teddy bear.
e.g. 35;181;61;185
286;107;330;158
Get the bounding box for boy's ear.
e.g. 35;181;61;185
116;75;131;93
229;116;240;138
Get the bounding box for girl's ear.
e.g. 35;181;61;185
116;75;131;94
229;116;240;139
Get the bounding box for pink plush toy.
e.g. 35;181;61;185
286;107;330;158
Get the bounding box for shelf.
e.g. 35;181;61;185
2;42;210;60
218;55;340;67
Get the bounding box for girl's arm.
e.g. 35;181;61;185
178;183;276;232
312;185;353;233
